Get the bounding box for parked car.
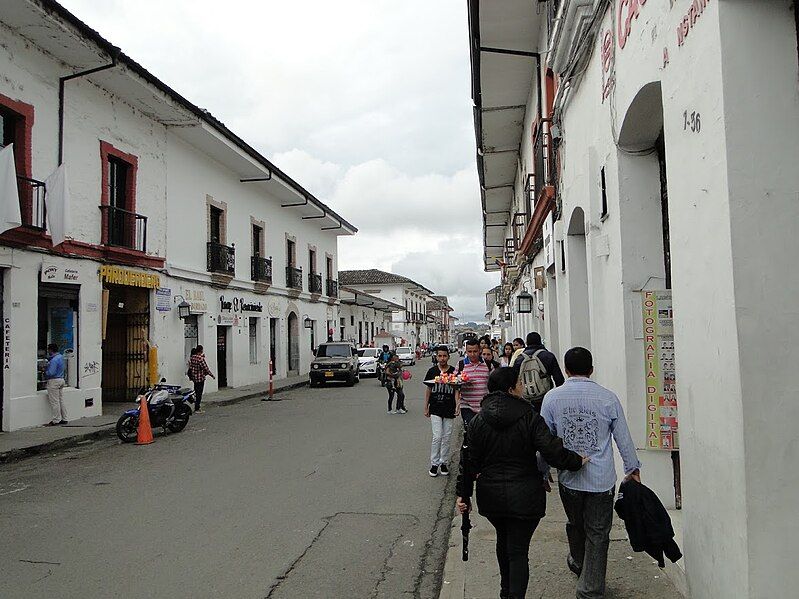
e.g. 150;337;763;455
357;347;380;377
395;346;415;366
310;342;360;386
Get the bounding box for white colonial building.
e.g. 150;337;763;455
0;0;355;431
338;269;434;347
471;1;799;597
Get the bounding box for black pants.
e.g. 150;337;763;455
387;382;405;411
558;484;615;599
485;516;540;599
193;381;205;411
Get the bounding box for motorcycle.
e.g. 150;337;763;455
116;381;195;443
377;361;388;386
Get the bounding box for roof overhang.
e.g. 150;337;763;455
339;287;404;312
2;0;357;236
469;0;542;272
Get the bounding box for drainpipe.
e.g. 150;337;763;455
58;49;120;165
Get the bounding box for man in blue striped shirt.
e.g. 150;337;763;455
541;347;640;599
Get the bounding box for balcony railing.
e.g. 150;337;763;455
309;272;323;294
286;265;303;290
251;255;273;283
100;205;147;252
207;241;235;275
326;278;338;298
18;175;46;230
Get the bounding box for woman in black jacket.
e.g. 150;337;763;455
456;367;587;599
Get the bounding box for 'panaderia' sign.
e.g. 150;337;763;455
100;266;160;289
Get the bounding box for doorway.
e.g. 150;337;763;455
216;326;228;388
269;317;278;374
566;207;591;349
102;285;150;402
287;312;299;374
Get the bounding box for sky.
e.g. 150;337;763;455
58;0;500;321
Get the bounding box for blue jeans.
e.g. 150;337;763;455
558;484;615;599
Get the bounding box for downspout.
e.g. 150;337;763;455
58;49;120;165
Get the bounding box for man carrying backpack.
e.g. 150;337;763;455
513;332;564;411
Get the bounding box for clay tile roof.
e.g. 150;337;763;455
338;269;433;294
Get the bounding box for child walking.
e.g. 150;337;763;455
423;345;460;477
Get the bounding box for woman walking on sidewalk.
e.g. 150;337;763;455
455;367;588;599
187;345;215;413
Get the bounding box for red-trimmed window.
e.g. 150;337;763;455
100;141;141;250
0;93;37;227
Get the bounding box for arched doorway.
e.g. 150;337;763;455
287;312;299;374
567;207;591;349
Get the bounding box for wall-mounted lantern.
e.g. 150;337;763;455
174;295;192;320
303;316;313;329
517;284;534;314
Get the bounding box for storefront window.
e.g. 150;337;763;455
37;283;79;390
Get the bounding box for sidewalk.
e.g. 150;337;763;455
439;486;684;599
0;374;307;464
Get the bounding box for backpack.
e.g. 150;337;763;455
519;349;552;401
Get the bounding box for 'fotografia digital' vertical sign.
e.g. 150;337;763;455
642;291;679;451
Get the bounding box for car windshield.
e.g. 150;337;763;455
357;349;378;358
396;347;411;354
317;345;351;358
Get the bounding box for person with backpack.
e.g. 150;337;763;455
384;353;406;414
513;332;564;412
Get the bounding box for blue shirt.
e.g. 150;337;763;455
541;377;640;492
45;352;65;380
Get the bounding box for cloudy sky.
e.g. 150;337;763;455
59;0;499;321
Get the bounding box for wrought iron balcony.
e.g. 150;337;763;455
326;278;338;298
251;255;272;283
309;272;323;295
207;241;235;275
18;175;46;230
100;205;148;252
286;265;303;290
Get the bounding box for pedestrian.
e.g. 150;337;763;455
456;367;588;599
479;335;491;354
540;347;641;599
481;346;500;372
513;332;564;411
385;353;406;414
499;342;515;367
423;345;460;477
510;337;525;367
378;344;393;386
187;345;215;413
44;343;67;426
457;338;489;426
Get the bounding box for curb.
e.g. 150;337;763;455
438;510;466;599
0;380;308;465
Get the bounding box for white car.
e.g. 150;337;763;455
357;347;380;376
395;346;415;366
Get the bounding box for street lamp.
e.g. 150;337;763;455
303;316;313;329
173;295;192;320
517;285;534;314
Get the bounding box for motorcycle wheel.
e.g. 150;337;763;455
116;413;139;443
167;405;191;433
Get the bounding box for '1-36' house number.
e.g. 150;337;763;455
683;110;701;133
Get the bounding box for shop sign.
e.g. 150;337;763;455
534;267;546;290
618;0;649;50
41;262;82;284
155;288;172;312
184;290;207;313
543;213;555;269
219;295;263;313
217;313;241;326
3;318;10;369
100;265;160;289
642;290;678;451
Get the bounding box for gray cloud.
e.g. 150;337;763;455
59;0;497;320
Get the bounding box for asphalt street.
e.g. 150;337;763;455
0;362;456;599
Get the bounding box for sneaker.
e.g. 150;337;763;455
392;410;400;414
438;463;449;475
398;408;407;414
387;409;393;414
59;420;68;425
428;465;439;477
45;421;60;427
195;409;203;414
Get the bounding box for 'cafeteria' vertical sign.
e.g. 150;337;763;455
642;291;679;451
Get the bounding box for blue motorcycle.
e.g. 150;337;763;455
115;381;195;443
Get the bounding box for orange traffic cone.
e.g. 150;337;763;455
135;394;154;445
